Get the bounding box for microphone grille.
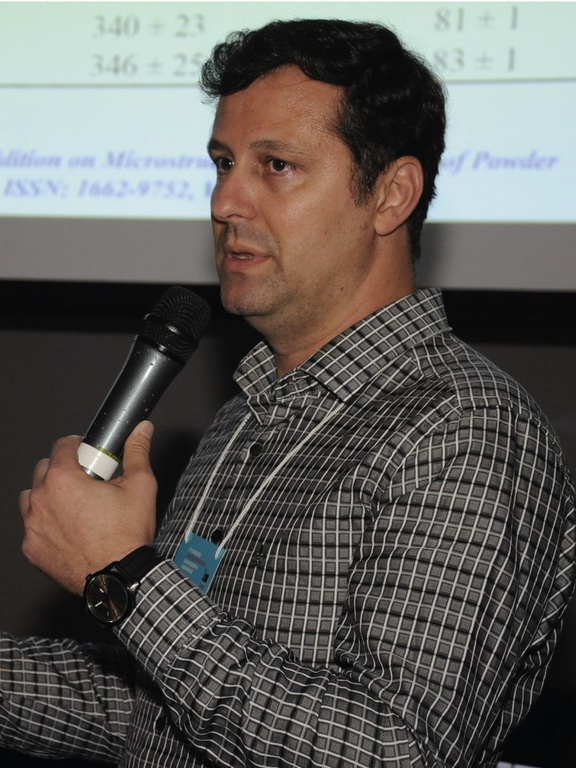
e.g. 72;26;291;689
141;286;211;364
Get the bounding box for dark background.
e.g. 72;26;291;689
0;280;575;767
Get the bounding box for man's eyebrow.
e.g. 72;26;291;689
249;139;310;155
207;138;230;154
207;137;310;156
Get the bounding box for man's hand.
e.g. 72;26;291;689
19;421;158;595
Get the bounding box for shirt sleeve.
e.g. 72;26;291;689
0;634;135;762
115;405;576;768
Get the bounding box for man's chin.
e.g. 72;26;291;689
219;286;268;319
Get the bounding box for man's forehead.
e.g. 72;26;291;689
210;68;342;144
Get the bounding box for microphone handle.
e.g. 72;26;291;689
78;339;182;480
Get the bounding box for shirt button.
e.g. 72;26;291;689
155;714;167;733
249;442;263;458
210;529;224;544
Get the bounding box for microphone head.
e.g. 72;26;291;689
140;286;211;364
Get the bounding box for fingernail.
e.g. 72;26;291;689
138;420;154;438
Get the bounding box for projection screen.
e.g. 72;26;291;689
0;1;574;289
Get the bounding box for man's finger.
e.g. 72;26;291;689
47;435;84;469
32;457;50;488
19;488;31;517
121;421;155;475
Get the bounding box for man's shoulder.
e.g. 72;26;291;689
365;328;551;436
419;331;535;412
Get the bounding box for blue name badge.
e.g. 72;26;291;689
174;534;226;594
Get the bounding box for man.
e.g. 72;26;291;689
4;19;575;768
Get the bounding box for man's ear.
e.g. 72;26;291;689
373;157;424;237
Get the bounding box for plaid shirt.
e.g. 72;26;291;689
2;288;575;767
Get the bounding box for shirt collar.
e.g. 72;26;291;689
235;288;451;403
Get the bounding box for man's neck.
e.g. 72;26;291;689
270;284;415;379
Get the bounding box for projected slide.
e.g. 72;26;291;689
0;2;575;287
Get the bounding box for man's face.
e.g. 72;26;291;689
209;66;383;350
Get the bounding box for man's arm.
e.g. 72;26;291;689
4;422;151;759
0;634;135;761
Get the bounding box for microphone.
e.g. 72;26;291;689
77;286;211;480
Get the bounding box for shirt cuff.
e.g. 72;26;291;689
114;559;221;679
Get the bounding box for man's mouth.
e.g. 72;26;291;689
222;246;270;266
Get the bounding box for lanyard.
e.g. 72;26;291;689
184;400;346;559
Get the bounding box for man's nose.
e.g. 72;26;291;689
211;166;257;222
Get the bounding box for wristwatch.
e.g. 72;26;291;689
83;545;163;626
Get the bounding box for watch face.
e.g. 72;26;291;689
86;572;130;625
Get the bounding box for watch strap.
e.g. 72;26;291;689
117;545;164;582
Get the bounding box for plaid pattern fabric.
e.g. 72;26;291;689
1;288;575;768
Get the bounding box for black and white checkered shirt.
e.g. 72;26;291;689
2;288;575;767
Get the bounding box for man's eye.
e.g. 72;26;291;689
269;158;291;173
214;157;234;172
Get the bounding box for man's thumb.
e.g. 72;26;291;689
122;420;154;473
